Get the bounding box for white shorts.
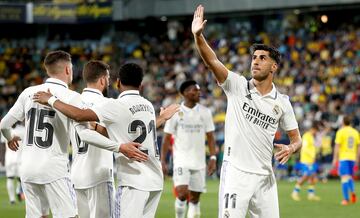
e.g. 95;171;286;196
22;178;77;218
219;161;279;218
76;181;114;218
173;166;206;192
114;186;161;218
6;162;19;178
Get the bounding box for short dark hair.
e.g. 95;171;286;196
343;115;351;126
82;60;110;84
44;50;71;68
250;44;281;65
179;80;198;94
118;63;143;87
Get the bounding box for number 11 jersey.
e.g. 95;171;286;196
7;78;79;184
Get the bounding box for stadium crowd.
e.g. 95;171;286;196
0;14;359;179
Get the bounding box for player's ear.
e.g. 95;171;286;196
271;63;277;74
116;78;121;89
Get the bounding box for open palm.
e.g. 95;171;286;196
192;5;207;36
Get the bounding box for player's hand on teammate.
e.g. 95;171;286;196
119;142;149;162
160;104;180;121
7;136;21;151
274;143;294;165
207;159;216;176
33;89;53;105
192;5;207;36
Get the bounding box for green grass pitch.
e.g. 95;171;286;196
0;177;358;217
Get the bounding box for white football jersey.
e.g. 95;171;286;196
92;90;163;191
70;88;114;189
164;103;215;169
220;71;298;175
5;125;25;167
7;78;79;183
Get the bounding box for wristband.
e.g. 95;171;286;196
210;155;217;161
48;96;58;107
94;123;98;131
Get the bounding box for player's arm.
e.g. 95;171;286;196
33;90;98;122
192;5;228;83
74;122;148;162
161;133;172;175
274;128;302;164
356;142;360;166
156;104;180;128
332;143;340;166
0;115;20;151
206;131;217;175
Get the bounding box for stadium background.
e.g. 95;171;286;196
0;0;359;217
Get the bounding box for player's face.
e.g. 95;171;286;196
251;50;276;81
184;84;201;103
67;63;73;84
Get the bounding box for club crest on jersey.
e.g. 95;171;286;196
272;105;280;115
178;111;184;118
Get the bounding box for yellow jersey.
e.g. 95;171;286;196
300;131;317;164
335;126;360;161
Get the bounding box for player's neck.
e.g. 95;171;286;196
119;85;139;93
49;75;69;85
252;78;273;96
184;100;196;108
86;83;103;93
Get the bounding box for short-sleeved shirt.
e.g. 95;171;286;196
335;126;360;161
220;71;298;175
164;102;215;169
92;90;163;191
70;88;114;189
7;78;79;183
300;131;316;164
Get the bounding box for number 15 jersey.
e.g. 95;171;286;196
92;90;163;191
7;78;79;184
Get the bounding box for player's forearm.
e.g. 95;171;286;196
161;135;171;163
53;100;98;122
332;144;339;163
207;132;216;156
194;34;227;83
75;124;119;152
0;115;18;141
156;116;166;128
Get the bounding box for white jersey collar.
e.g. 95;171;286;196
45;78;68;89
82;88;103;96
181;102;199;111
119;90;140;98
247;80;277;100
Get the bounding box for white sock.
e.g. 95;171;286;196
187;202;200;218
6;178;15;202
175;198;187;218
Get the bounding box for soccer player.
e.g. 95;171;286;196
332;115;360;205
2;122;25;204
70;60;115;218
192;5;302;218
0;50;78;218
33;63;180;218
291;121;322;201
161;80;216;218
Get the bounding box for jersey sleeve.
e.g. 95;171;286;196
334;130;343;145
219;71;247;96
279;97;299;131
204;108;215;133
8;90;27;121
91;99;118;125
163;114;177;135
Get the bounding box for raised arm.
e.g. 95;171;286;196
156;104;180;128
274;128;302;164
33;90;98;122
192;5;228;83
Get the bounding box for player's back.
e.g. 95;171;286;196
70;88;114;189
300;131;316;164
93;90;163;191
8;78;79;184
336;126;360;161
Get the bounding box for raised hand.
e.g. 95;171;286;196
274;143;294;165
119;142;149;162
160;104;180;121
192;5;207;36
33;89;53;105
